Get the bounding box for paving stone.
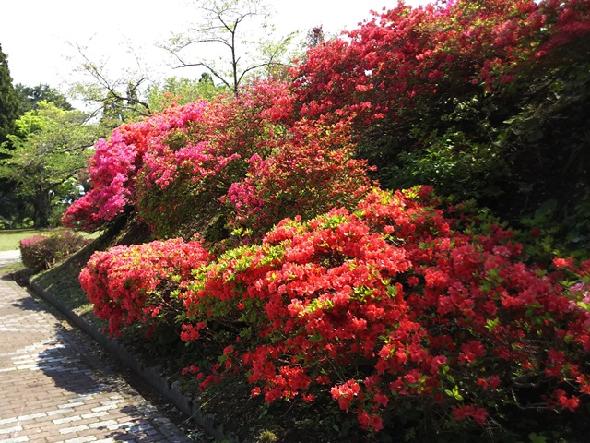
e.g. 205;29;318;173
0;279;193;442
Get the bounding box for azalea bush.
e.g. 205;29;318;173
293;0;590;125
180;187;590;435
67;0;590;439
80;187;590;437
19;234;49;271
79;238;210;335
292;0;590;219
19;230;90;272
224;119;373;240
62;102;209;232
64;82;370;245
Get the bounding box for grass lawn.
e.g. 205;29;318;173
0;229;49;251
0;229;102;251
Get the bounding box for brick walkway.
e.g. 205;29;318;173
0;250;20;268
0;278;193;443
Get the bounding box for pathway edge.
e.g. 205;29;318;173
27;278;235;442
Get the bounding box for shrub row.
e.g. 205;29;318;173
80;188;590;436
68;0;590;439
63;84;370;247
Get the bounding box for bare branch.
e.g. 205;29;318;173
161;46;231;90
161;0;292;96
70;42;150;116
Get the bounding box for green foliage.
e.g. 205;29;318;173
147;74;226;112
255;429;279;443
393;125;509;201
15;84;72;114
0;102;101;227
136;167;233;242
517;195;590;263
362;39;590;251
0;43;19;144
0;47;30;225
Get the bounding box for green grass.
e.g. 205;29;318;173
0;261;26;278
0;228;102;251
31;220;131;315
32;234;106;314
0;229;49;251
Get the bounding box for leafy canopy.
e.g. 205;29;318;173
0;43;19;144
0;102;101;226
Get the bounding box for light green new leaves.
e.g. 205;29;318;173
0;101;102;226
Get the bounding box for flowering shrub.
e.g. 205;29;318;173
19;231;90;272
225;119;373;239
68;1;590;437
133;89;288;240
292;0;590;125
80;187;589;434
19;234;49;271
291;0;590;228
65;82;371;244
62;102;208;231
79;238;210;335
178;187;590;433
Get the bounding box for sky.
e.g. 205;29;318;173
0;0;426;98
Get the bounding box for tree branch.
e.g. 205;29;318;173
72;43;150;114
162;0;286;96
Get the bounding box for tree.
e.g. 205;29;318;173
0;102;101;227
69;43;150;125
0;43;22;227
15;84;72;114
0;43;19;145
163;0;293;96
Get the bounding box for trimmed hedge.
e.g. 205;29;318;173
19;230;90;272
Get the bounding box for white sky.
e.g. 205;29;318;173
1;0;426;97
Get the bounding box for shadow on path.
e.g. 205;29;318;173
0;279;194;442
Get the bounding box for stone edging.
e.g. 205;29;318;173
28;279;235;442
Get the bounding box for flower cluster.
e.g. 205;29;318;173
169;187;589;432
79;238;209;335
63;102;208;231
65;81;371;244
19;234;47;249
291;0;590;126
78;186;590;432
225;119;374;239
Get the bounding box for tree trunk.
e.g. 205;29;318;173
231;25;239;97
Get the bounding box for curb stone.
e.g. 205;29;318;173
28;278;237;442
